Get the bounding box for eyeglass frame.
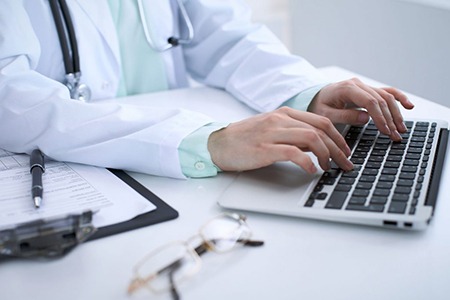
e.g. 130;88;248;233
127;212;264;298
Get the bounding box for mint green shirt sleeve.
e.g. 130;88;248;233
179;122;229;178
178;84;330;178
282;83;329;111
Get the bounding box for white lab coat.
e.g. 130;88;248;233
0;0;326;178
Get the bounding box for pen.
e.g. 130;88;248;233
30;149;45;208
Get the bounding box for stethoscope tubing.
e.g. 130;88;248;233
48;0;193;101
49;0;80;75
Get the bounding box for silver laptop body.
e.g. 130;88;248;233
218;119;449;230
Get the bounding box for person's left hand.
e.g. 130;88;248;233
307;78;415;141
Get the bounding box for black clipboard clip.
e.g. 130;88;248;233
0;211;96;259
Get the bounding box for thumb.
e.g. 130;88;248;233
329;108;370;125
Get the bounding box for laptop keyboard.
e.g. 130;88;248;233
305;120;439;215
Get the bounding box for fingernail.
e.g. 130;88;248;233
345;144;352;156
393;130;402;141
310;164;318;174
358;111;369;123
401;122;408;132
346;159;354;171
384;125;391;135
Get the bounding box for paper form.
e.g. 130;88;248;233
0;149;155;229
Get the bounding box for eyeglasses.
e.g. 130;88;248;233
127;213;264;299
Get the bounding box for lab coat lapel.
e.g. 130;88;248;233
75;0;121;67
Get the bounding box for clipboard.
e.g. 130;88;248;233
0;153;178;259
88;169;179;241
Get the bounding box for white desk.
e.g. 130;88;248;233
1;67;449;300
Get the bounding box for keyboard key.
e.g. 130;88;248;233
351;157;365;165
406;153;421;160
399;172;415;180
349;197;367;205
411;137;426;143
335;184;352;192
356;182;373;190
320;177;336;185
359;175;376;182
346;204;385;212
325;191;348;209
403;160;419;166
378;175;395;182
368;156;384;162
401;166;418;173
366;162;382;169
371;149;387;156
304;198;315;207
362;169;378;176
384;161;400;168
373;188;391;197
370;196;388;205
388;202;407;214
376;182;393;189
409;142;424;148
386;155;403;162
373;189;390;197
397;179;414;187
316;192;328;200
342;171;359;178
352;189;370;197
338;177;355;185
392;194;409;202
394;186;412;194
407;147;423;154
381;168;398;175
353;152;368;158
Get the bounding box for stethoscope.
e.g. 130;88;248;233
49;0;194;101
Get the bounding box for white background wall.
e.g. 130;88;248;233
246;0;450;108
245;0;292;49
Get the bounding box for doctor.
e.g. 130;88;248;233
0;0;413;178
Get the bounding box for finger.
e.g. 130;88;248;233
265;144;318;174
274;128;353;171
283;109;352;156
329;81;391;136
374;87;408;133
381;87;414;109
354;82;401;138
313;106;370;126
275;128;331;170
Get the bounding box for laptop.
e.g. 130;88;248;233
218;119;449;230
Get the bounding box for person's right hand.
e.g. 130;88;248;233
207;106;354;174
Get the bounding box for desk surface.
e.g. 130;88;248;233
1;67;449;300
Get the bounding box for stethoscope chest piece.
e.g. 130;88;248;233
65;72;91;102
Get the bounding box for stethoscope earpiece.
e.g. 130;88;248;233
168;37;180;47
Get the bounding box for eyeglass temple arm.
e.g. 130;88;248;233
169;267;181;300
127;259;183;295
194;239;264;256
239;239;264;247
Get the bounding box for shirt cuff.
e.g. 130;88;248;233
281;83;329;111
178;122;229;178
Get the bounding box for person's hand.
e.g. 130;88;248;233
308;78;415;141
207;107;354;174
